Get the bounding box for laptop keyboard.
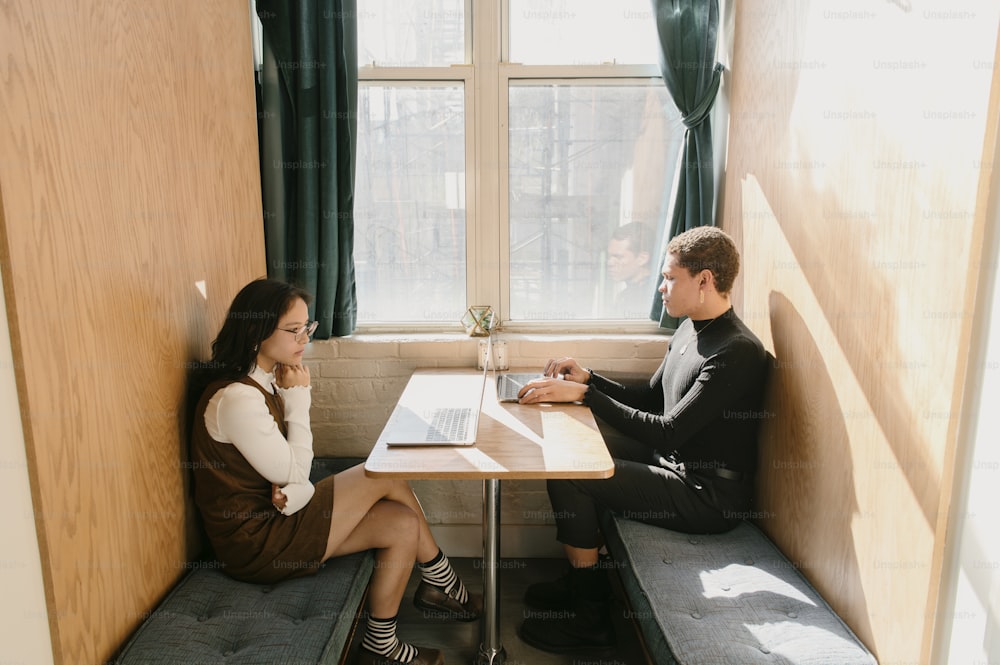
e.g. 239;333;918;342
497;376;521;401
426;407;471;442
496;373;543;401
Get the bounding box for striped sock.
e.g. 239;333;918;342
361;615;417;663
418;549;468;604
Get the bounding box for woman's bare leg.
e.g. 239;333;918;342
322;464;441;617
327;498;418;617
324;464;439;562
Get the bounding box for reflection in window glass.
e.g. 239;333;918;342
358;0;465;68
508;84;682;321
509;0;660;65
355;85;466;323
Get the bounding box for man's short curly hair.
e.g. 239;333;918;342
665;226;740;295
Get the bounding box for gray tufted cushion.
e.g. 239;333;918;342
115;550;372;665
602;517;877;665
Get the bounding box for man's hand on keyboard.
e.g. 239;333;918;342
517;376;588;404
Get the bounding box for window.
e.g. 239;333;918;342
355;0;682;329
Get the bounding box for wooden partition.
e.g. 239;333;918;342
0;3;264;663
722;2;1000;663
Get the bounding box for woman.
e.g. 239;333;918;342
190;278;479;665
514;226;768;655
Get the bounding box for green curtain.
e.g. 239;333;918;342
648;0;723;328
256;0;358;338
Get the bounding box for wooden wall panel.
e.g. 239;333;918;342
722;2;1000;663
0;2;264;663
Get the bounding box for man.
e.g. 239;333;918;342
606;221;654;318
516;226;768;655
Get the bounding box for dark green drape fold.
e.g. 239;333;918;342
256;0;358;338
648;0;723;328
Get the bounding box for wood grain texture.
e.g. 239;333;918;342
721;2;1000;663
0;2;264;663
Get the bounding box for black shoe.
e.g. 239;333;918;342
524;569;573;610
413;580;482;621
518;598;617;654
518;565;616;654
356;645;444;665
524;556;615;610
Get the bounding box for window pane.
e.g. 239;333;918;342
509;0;660;65
358;0;466;67
508;84;681;321
355;85;466;323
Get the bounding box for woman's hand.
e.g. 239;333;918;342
272;484;288;512
517;377;589;404
275;363;310;388
542;357;591;385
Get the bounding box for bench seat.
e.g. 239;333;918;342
602;516;877;665
116;457;372;665
115;551;373;665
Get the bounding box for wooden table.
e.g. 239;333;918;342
365;368;614;665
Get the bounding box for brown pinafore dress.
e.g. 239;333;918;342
190;376;335;583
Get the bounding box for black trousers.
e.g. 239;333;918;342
548;418;753;550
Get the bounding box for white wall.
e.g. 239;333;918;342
0;269;54;665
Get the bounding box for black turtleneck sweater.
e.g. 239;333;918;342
585;307;768;475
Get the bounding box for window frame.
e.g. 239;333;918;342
356;0;670;334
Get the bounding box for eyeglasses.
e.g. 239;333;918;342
278;320;319;342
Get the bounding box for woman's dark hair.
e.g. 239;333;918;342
184;278;311;449
207;278;312;381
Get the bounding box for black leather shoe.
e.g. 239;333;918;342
518;598;617;654
524;570;573;610
525;556;615;610
356;645;444;665
413;581;482;621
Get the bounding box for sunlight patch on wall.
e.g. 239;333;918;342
740;172;937;657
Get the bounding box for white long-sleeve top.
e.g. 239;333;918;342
203;366;315;515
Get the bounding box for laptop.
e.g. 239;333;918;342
496;372;545;402
384;348;492;446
